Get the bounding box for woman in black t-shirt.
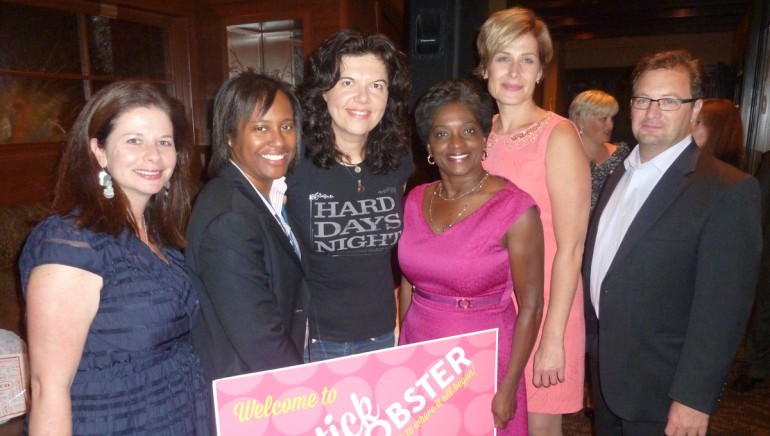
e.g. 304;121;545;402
286;29;413;361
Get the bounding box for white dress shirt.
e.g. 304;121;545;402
590;137;692;317
230;160;301;259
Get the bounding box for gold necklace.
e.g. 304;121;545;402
437;172;489;201
428;173;489;233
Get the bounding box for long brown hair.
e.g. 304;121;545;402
697;98;745;169
52;81;193;248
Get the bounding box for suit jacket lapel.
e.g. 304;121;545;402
584;157;628;292
223;164;304;270
606;143;700;273
286;213;311;275
267;210;304;269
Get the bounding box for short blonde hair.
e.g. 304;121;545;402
475;7;553;77
568;90;619;125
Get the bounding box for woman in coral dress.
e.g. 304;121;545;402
476;7;591;435
399;79;544;435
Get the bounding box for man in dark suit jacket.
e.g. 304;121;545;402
583;49;762;435
734;150;770;391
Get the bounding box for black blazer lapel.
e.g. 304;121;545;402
223;164;304;270
606;143;700;273
286;214;311;275
265;209;304;269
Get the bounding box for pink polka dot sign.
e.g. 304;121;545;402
213;329;498;435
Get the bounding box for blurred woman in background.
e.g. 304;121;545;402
568;90;631;211
692;98;745;168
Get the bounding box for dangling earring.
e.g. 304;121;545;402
98;169;114;199
536;78;541;85
482;149;488;161
163;180;170;198
427;155;435;165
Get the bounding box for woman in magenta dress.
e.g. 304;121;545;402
476;8;591;434
399;79;544;434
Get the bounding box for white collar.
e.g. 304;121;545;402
229;160;287;216
625;136;692;174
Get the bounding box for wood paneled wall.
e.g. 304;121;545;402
0;0;196;208
0;143;60;206
0;0;404;207
193;0;404;147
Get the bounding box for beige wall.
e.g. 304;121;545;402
488;0;507;13
564;33;734;69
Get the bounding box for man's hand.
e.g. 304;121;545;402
664;401;709;436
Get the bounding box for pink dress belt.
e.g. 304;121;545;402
413;287;502;309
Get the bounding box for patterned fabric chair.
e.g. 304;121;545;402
0;202;49;336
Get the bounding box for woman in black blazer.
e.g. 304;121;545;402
186;72;309;388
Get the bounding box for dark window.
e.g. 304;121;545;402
0;2;174;144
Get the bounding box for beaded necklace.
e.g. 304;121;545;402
492;112;553;151
436;172;490;201
428;172;489;233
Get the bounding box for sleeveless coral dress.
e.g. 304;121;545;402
484;112;585;414
399;181;537;435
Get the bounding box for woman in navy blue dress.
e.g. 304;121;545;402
19;81;209;434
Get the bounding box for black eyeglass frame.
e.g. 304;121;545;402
629;96;698;111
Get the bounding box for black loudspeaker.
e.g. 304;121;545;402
406;0;489;105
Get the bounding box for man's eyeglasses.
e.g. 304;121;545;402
630;97;698;111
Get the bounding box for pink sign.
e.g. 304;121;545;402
213;329;498;435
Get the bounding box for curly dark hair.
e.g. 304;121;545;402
414;79;495;145
209;71;301;178
299;29;411;174
52;81;193;249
